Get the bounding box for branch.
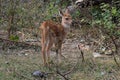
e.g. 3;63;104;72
56;69;69;80
109;36;120;67
0;38;41;51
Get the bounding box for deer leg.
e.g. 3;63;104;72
59;48;66;59
41;40;47;65
46;39;53;64
58;41;66;59
56;47;59;64
41;30;47;66
55;40;59;64
55;41;65;64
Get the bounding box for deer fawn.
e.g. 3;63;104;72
40;8;72;65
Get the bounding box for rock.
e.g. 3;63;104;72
93;52;102;58
25;39;38;42
75;0;83;4
101;71;106;75
67;5;76;14
16;31;25;42
5;61;9;64
78;43;90;51
101;47;106;52
32;70;46;78
18;49;35;56
105;50;112;55
25;53;28;56
80;39;85;42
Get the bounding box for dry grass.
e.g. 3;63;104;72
0;45;120;80
0;28;120;80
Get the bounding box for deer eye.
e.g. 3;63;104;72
65;18;69;20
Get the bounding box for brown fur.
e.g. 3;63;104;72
40;10;72;65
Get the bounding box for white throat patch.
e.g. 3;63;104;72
62;23;70;29
62;23;70;32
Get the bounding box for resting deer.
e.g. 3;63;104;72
40;8;72;65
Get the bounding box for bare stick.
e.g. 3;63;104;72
110;36;120;67
78;45;85;62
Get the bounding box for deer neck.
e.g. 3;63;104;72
61;22;70;33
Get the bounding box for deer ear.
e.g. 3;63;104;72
65;8;70;14
59;10;64;16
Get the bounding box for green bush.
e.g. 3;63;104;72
9;35;19;41
92;3;120;36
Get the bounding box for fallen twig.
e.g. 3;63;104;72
0;38;41;51
56;69;69;80
110;36;120;67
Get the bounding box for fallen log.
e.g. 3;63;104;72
0;38;41;51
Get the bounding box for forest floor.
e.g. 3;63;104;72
0;26;120;80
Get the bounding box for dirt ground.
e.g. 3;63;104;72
0;27;120;80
